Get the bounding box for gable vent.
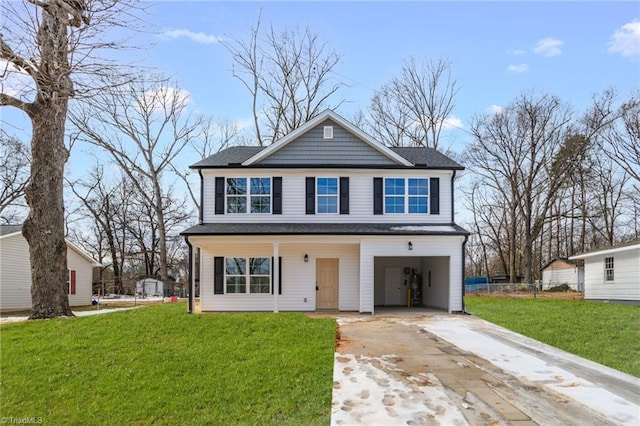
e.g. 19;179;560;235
323;125;333;139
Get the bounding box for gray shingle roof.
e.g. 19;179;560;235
182;222;469;236
390;148;463;169
0;224;23;237
191;146;263;168
190;145;464;170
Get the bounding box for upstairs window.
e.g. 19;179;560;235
604;257;614;281
250;178;271;213
385;178;405;213
384;178;429;214
226;177;271;214
317;177;338;214
408;178;428;213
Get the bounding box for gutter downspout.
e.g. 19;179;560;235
185;237;194;314
198;170;204;224
451;170;457;224
462;234;469;314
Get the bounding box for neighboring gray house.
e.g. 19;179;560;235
182;110;469;314
570;240;640;305
540;258;583;291
0;225;101;311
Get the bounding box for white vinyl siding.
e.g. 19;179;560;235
0;233;32;310
581;248;640;302
0;233;94;310
194;238;360;312
360;236;465;314
67;247;94;306
202;169;453;223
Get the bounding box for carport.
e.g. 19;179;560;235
374;256;450;310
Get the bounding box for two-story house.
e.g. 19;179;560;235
181;110;469;314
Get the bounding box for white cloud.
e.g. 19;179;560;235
508;49;526;56
608;20;640;61
139;86;192;113
533;37;564;57
162;29;224;44
0;59;36;101
441;116;463;130
486;105;504;114
507;63;529;73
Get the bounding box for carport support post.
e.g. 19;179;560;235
273;242;279;313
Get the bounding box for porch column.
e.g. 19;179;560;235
273;242;280;313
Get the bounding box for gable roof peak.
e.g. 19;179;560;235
242;109;413;167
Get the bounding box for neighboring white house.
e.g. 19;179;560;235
569;240;640;305
0;225;101;310
136;277;164;297
540;258;583;291
182;110;469;314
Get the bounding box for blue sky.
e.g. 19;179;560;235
2;1;639;177
145;1;639;150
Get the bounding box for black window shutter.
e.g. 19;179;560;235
214;257;224;294
373;177;383;215
271;257;282;295
339;177;349;215
215;177;225;215
430;178;440;215
305;177;315;215
273;177;282;214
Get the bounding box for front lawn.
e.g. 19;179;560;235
0;303;336;425
465;296;640;377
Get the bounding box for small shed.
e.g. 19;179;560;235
540;258;583;291
569;240;640;305
136;277;164;297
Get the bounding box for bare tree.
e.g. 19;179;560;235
223;15;345;145
68;165;129;294
466;93;579;284
0;0;141;318
599;91;640;193
70;76;200;283
0;133;30;221
367;57;458;150
173;116;240;210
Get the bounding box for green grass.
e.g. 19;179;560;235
0;303;336;425
465;296;640;377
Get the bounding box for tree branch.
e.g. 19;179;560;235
0;93;32;115
0;33;38;78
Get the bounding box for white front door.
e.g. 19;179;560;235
384;267;403;306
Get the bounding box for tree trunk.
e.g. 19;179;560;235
23;101;73;319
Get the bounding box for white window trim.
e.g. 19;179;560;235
225;177;272;214
316;176;339;214
604;256;614;282
225;257;272;294
383;177;430;214
323;125;333;139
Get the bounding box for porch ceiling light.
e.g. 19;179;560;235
408;242;413;251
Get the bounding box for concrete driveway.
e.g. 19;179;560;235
331;311;640;425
